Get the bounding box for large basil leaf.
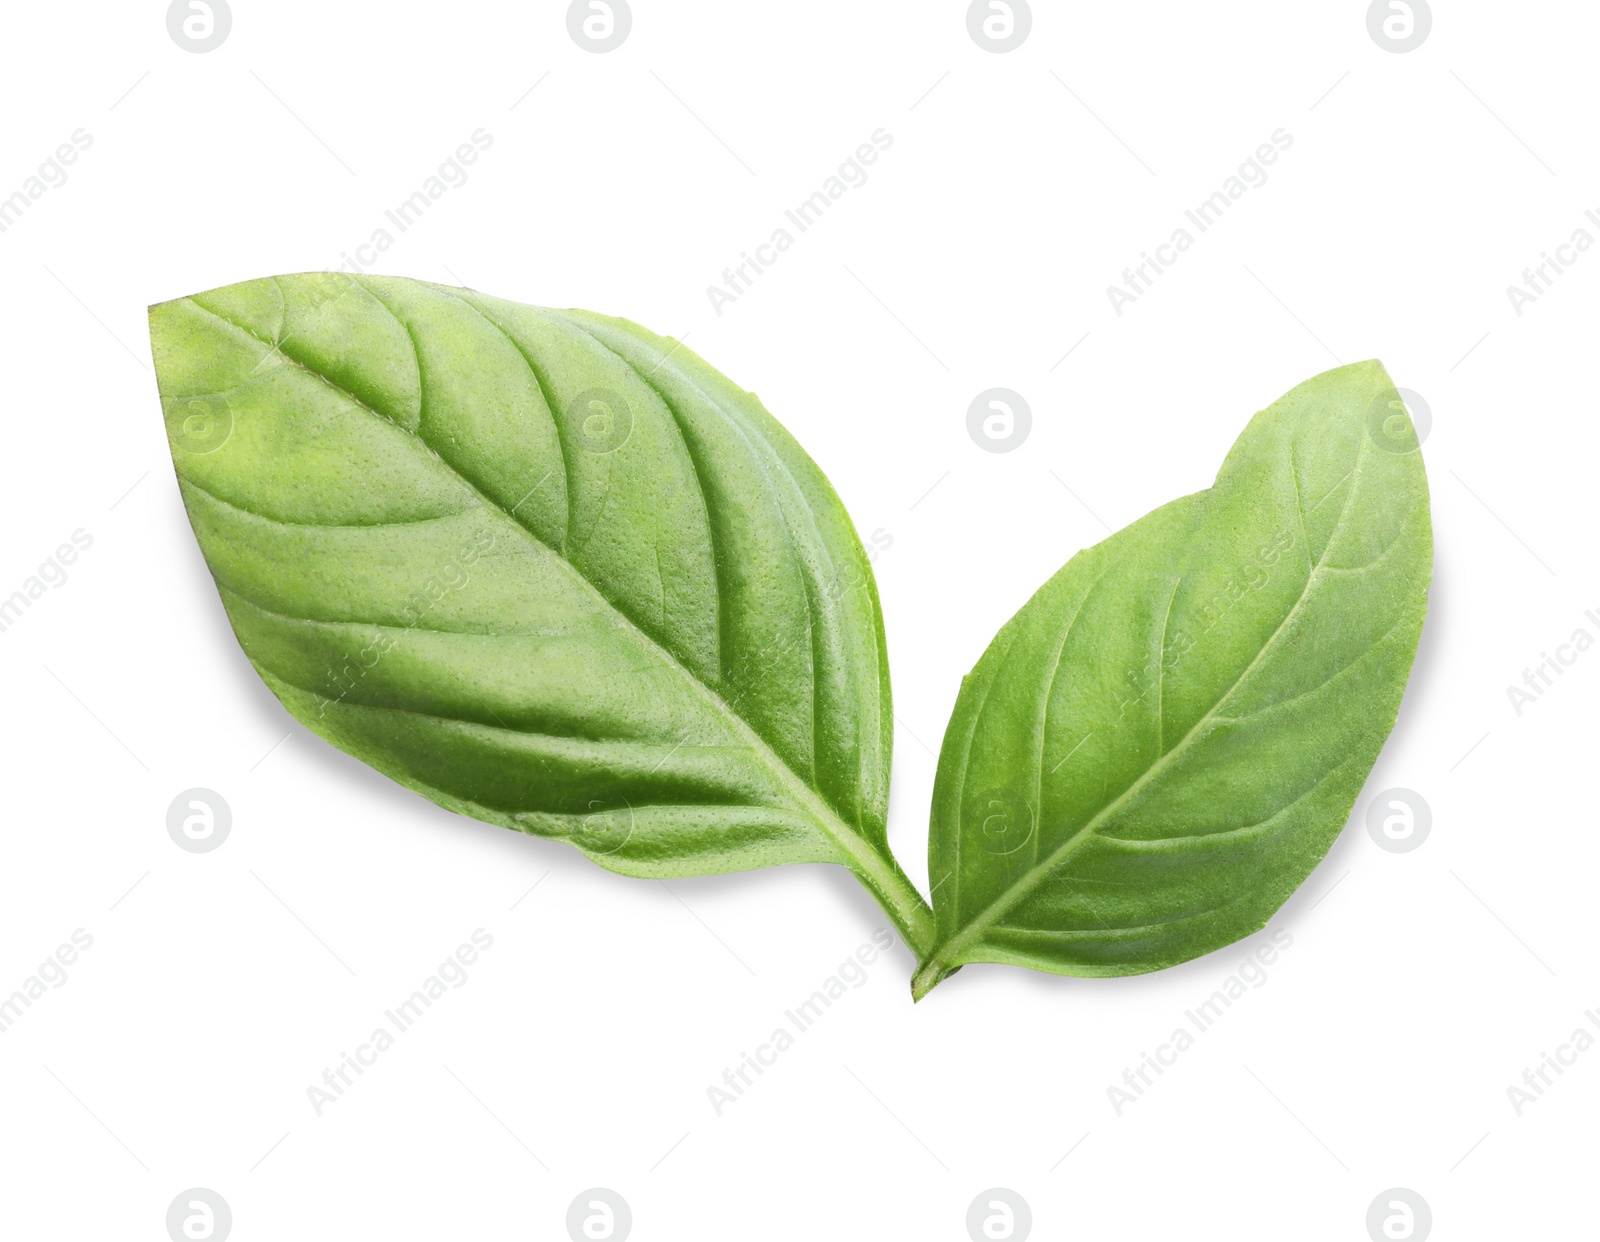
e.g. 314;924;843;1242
149;273;931;945
914;361;1431;997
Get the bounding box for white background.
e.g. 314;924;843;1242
0;1;1594;1238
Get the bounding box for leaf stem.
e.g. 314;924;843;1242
838;840;935;958
910;956;955;1002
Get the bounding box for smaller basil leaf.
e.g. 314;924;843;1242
915;361;1431;998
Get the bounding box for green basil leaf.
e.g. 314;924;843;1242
150;273;931;946
914;361;1431;998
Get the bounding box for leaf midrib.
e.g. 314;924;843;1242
931;430;1375;970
